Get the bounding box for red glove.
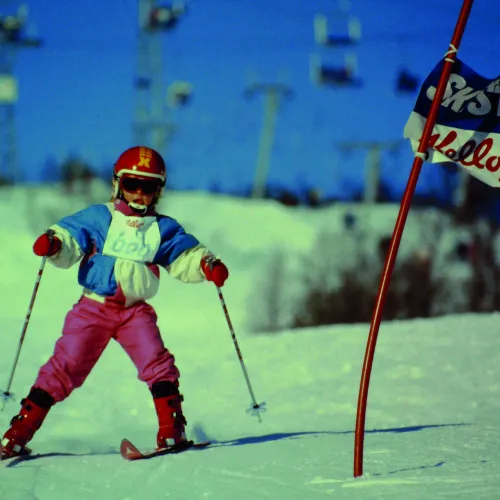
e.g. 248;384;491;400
201;257;229;287
33;231;62;257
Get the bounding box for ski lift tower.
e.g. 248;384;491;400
134;0;187;156
244;82;294;199
0;3;41;183
337;140;404;203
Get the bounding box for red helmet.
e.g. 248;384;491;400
113;146;166;184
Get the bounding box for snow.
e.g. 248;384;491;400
0;185;499;499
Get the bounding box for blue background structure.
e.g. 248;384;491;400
7;0;499;200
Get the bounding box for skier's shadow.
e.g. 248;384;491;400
4;423;471;466
208;423;471;447
3;450;118;468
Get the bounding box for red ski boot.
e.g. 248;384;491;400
1;387;54;460
151;381;187;449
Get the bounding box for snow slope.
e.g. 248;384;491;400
0;187;499;499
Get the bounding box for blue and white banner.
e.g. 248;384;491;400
404;59;500;187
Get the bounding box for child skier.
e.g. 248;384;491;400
1;146;229;459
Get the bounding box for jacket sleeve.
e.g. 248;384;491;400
46;204;111;269
47;224;85;269
155;216;214;283
167;244;214;283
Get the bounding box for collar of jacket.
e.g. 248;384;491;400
113;199;157;217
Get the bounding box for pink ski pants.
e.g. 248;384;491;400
34;297;180;403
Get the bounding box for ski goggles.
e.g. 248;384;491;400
120;177;161;194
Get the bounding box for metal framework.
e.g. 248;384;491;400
244;83;294;199
337;140;404;203
134;0;186;155
0;2;41;182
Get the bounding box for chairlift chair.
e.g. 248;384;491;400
314;13;361;46
310;53;361;88
396;68;420;93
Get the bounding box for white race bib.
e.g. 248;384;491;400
102;211;161;262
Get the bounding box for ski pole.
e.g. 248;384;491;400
214;284;266;422
1;231;53;411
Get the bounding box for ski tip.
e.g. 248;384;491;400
120;439;212;461
120;439;143;460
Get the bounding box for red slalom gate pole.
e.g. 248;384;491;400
353;0;475;478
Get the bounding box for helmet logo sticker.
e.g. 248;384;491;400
138;147;153;168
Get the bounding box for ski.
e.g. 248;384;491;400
120;438;211;461
3;440;212;464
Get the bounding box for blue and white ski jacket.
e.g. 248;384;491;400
48;200;213;306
